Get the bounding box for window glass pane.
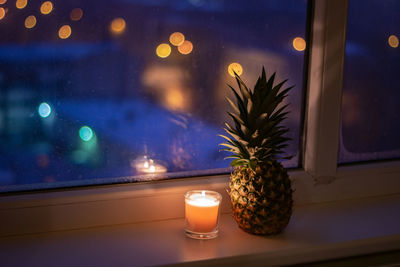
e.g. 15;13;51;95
0;0;307;192
339;0;400;163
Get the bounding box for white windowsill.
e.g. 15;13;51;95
1;161;400;237
1;193;400;266
1;161;400;265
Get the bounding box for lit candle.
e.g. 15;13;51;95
185;190;222;239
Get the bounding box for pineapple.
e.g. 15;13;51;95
220;67;293;235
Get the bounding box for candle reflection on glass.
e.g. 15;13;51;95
132;156;167;174
185;190;222;239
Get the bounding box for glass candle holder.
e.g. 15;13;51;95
184;190;222;239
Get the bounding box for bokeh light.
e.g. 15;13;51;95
79;126;94;142
388;35;399;48
177;40;193;55
169;32;185;46
40;1;53;15
110;18;126;34
293;37;306;51
70;8;83;21
16;0;27;9
0;7;5;20
24;15;36;29
227;62;243;77
156;43;171;58
0;0;7;5
38;102;51;118
166;88;184;110
58;25;71;39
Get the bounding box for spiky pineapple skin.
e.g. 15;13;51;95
229;160;293;235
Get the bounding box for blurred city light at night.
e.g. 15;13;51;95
228;62;243;77
177;40;193;55
16;0;27;9
0;0;312;190
293;37;306;51
70;8;83;21
24;15;37;29
169;32;185;46
165;88;185;110
156;43;171;58
79;126;94;142
110;18;126;34
388;35;399;48
40;1;53;15
0;7;5;20
38;102;51;118
58;25;71;39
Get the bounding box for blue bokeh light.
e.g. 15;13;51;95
38;102;51;118
79;126;94;142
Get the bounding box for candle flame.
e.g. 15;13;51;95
201;190;205;197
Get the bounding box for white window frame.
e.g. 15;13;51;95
1;0;400;237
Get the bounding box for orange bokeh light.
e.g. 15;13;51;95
40;1;53;14
16;0;27;9
0;7;5;20
178;40;193;55
227;62;243;77
58;25;71;39
70;8;83;21
293;37;306;51
388;35;399;48
169;32;185;46
24;15;36;28
110;18;126;34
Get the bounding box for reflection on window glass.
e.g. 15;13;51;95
0;0;307;192
339;0;400;163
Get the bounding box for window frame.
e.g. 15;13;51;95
1;0;400;237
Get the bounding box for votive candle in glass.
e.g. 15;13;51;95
184;190;222;239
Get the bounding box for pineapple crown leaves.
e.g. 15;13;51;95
219;67;293;170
